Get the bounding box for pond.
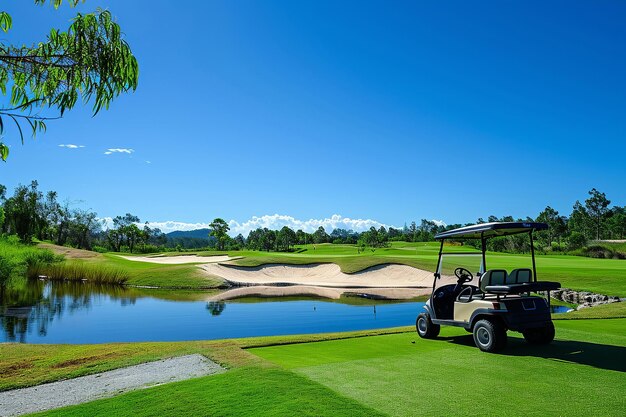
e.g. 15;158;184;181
0;281;426;344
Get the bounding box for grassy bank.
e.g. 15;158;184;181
0;237;61;285
10;318;624;416
34;241;626;295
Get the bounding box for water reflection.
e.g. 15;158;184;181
206;301;226;316
0;280;136;343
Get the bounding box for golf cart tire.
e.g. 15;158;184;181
473;318;507;353
523;322;555;345
416;313;440;339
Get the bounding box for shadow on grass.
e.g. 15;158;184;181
439;335;626;373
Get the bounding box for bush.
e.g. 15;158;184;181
0;236;62;284
567;232;587;251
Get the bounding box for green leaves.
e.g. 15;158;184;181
34;0;84;9
0;143;8;162
0;3;138;161
0;12;12;33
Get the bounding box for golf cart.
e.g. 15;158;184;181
416;222;560;352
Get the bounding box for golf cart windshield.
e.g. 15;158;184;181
438;253;483;278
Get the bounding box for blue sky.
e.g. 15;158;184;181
1;0;625;233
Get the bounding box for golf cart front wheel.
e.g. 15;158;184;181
416;313;440;339
473;319;507;353
523;322;555;345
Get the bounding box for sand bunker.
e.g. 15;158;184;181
119;255;237;264
201;263;455;288
207;285;432;301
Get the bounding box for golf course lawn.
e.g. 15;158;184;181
25;319;626;417
48;241;626;295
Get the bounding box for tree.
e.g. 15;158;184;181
107;213;139;252
3;181;42;241
536;206;560;248
607;207;626;239
277;226;296;252
313;226;329;244
209;218;230;251
569;201;592;239
0;0;138;161
585;188;611;240
408;221;417;242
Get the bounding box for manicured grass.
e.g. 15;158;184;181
19;319;626;416
33;367;385;417
223;242;626;295
252;319;626;416
37;241;626;295
553;301;626;320
0;327;411;392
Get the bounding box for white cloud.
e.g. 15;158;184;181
58;144;85;149
145;160;151;164
227;214;393;236
104;148;134;155
98;214;396;236
99;215;448;236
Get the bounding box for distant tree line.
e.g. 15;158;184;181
1;182;623;257
0;181;166;253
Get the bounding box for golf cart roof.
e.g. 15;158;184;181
435;222;548;240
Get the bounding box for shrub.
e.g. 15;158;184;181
567;232;587;251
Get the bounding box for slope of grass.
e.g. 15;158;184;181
553;301;626;320
36;241;626;294
252;319;626;416
20;319;626;417
33;367;385;417
0;238;61;285
0;327;412;392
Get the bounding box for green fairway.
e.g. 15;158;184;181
25;319;626;417
252;320;626;416
37;241;626;294
32;367;385;417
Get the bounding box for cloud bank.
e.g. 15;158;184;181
101;214;446;236
134;214;394;236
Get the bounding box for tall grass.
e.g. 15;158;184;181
0;235;62;284
27;262;128;284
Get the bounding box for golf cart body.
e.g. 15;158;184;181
416;222;561;352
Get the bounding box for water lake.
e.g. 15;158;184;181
0;281;570;344
0;281;426;344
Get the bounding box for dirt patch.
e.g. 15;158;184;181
51;353;121;369
118;255;237;264
37;243;102;260
0;362;34;378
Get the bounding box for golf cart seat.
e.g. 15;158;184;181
481;267;561;294
508;268;532;284
480;269;508;292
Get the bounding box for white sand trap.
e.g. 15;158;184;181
207;285;432;301
119;255;236;264
201;263;456;288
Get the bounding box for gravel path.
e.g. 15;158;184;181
0;354;225;416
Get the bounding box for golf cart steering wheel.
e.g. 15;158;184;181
454;267;473;284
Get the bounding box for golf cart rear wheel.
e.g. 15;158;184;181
473;319;507;353
416;313;440;339
523;322;555;345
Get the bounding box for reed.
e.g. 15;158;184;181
28;262;128;284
